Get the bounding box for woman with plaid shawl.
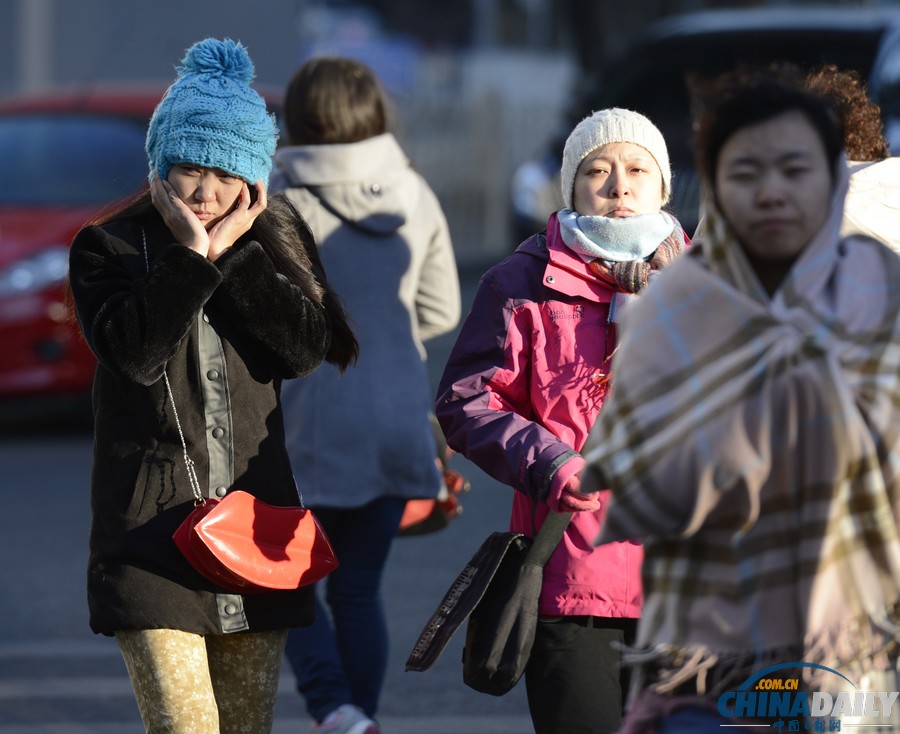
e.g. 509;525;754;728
582;68;900;731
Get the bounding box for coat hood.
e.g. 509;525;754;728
271;133;421;235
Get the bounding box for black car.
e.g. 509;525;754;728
510;7;900;242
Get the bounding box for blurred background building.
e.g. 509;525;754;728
2;0;899;263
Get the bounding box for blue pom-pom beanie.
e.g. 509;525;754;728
146;38;277;186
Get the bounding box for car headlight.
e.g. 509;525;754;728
0;246;70;297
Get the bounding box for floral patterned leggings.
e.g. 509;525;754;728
116;628;288;734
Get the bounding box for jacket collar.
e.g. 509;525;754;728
543;211;614;302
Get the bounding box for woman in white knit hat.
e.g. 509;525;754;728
434;108;689;733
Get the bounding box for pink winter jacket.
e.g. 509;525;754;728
435;212;643;618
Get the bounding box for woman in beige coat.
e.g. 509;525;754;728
270;57;461;734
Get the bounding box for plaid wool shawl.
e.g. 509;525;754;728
582;162;900;694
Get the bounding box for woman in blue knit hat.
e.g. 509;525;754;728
68;38;358;733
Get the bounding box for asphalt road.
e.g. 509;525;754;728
0;263;536;733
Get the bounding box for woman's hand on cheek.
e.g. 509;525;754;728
149;173;210;257
207;180;268;262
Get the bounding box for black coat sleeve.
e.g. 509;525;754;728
68;224;223;385
209;241;331;379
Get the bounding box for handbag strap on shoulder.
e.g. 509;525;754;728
524;511;573;568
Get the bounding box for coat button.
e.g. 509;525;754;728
224;603;238;615
370;183;381;196
215;486;227;498
212;427;225;439
203;313;210;323
206;369;219;380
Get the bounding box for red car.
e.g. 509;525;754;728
0;84;281;421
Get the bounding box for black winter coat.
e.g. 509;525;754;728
69;211;330;636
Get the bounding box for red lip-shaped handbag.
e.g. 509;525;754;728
173;489;338;594
163;369;338;594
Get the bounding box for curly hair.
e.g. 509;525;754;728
806;64;890;162
692;64;844;187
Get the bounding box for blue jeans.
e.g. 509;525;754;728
284;496;406;723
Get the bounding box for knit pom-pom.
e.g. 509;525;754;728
177;38;255;82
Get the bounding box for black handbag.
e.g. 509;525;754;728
405;510;572;695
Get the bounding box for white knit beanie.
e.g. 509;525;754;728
560;108;671;211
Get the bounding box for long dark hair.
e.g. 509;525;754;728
86;189;359;372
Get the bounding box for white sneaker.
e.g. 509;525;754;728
310;704;381;734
